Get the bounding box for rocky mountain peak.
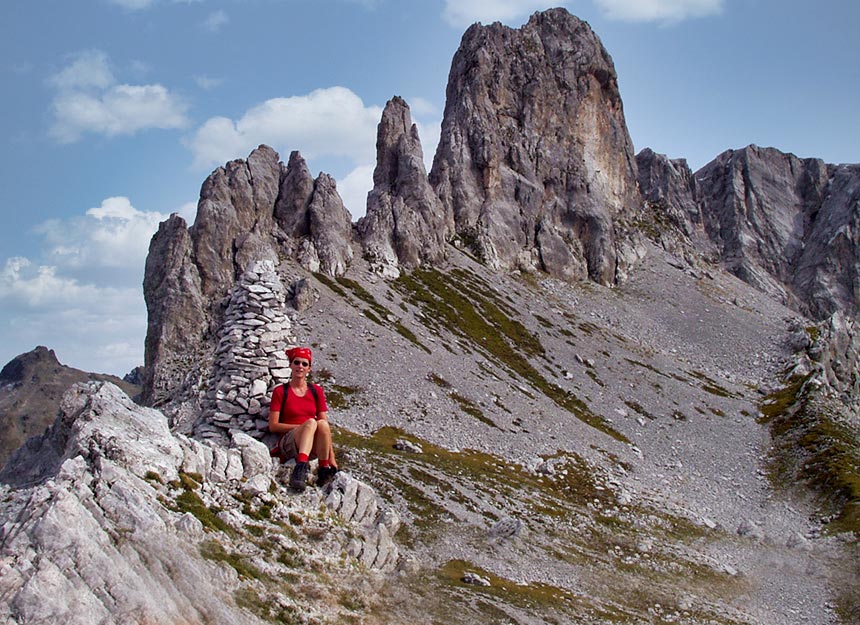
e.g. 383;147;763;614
430;7;643;284
358;96;452;277
0;346;60;384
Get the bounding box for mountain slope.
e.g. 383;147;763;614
0;346;139;467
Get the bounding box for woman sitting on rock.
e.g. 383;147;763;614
268;346;338;491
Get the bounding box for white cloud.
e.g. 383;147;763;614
442;0;555;28
187;86;382;171
105;0;158;10
593;0;723;22
202;10;229;32
337;165;375;220
0;255;147;375
36;197;167;273
49;50;114;90
406;96;440;119
414;118;442;173
442;0;723;27
0;196;173;375
48;51;188;143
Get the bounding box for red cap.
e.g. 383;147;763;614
286;346;312;363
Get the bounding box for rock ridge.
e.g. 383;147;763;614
638;145;860;319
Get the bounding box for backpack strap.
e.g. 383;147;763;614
281;383;320;414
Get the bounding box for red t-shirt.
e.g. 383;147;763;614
269;384;328;425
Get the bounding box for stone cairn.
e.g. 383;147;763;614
195;260;295;442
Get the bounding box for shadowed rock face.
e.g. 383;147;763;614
358;96;453;277
430;8;642;284
142;214;206;408
636;148;702;240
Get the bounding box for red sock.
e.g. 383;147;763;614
296;453;309;463
319;459;330;468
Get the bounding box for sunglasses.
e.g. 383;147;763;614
291;359;311;367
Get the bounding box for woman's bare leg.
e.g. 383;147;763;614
293;419;317;457
313;419;333;464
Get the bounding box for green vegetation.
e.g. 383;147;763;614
762;376;860;534
234;587;305;625
312;271;431;353
624;400;655;421
143;471;163;484
200;539;267;581
312;368;362;410
394;267;627;442
450;391;500;429
164;472;233;534
758;372;860;621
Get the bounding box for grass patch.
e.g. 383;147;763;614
450;391;500;430
166;473;232;534
312;368;362;410
625;400;655;420
143;470;163;484
235;587;303;624
689;370;738;399
200;539;267;581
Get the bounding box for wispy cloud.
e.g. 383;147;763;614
48;50;188;143
593;0;724;22
442;0;554;28
202;9;229;33
194;75;223;90
442;0;724;27
105;0;158;10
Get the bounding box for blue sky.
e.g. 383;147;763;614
1;0;858;376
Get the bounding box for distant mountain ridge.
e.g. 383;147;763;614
0;346;140;467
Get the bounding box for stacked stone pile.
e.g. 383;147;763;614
196;260;295;442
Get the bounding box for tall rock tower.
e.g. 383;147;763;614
430;8;643;284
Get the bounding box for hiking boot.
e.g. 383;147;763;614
316;465;338;487
289;462;309;491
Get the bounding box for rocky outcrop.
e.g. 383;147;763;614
303;173;355;276
636;148;702;241
142;146;355;409
0;347;139;468
430;8;643;284
190;145;282;302
639;145;860;318
793;163;860;318
359;97;453;277
142;213;207;409
694;146;829;308
0;381;399;624
274;151;356;276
